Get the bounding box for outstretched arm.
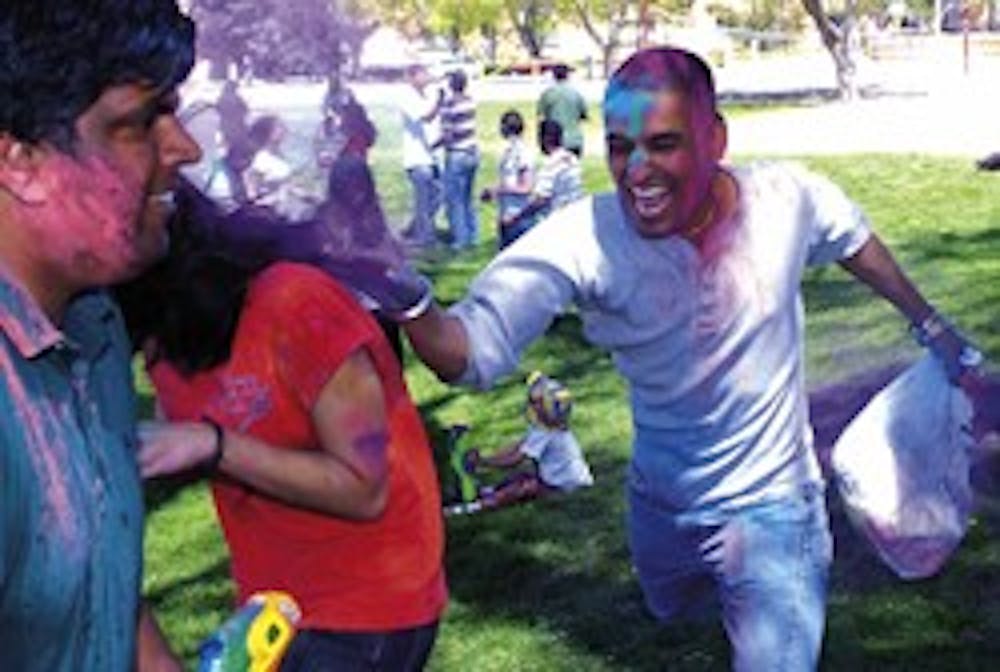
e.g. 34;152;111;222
839;234;935;323
402;305;472;383
474;439;528;470
839;234;980;380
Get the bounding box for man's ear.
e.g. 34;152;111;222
711;113;728;162
0;135;50;205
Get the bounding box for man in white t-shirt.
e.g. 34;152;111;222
399;64;443;247
330;46;988;670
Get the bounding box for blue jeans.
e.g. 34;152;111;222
628;483;832;671
405;165;440;245
443;150;479;249
279;622;439;672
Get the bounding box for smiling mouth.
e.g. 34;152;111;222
630;185;672;219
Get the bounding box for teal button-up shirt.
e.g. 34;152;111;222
0;263;143;671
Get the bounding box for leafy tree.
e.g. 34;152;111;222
331;0;382;79
559;0;691;77
191;0;370;81
426;0;506;46
505;0;558;57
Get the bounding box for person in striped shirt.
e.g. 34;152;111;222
439;70;480;250
500;119;583;233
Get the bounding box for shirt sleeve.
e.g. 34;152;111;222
253;264;375;411
533;156;557;199
449;197;598;389
518;427;550;461
795;163;872;266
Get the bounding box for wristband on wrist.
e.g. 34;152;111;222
908;311;948;346
201;417;225;473
396;288;433;322
386;273;434;322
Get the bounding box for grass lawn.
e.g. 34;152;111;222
143;99;1000;670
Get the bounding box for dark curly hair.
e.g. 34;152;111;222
500;109;524;139
114;178;266;375
0;0;195;150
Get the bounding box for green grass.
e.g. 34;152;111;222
144;102;1000;670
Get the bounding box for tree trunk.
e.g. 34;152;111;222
801;0;860;100
506;1;546;58
571;0;626;78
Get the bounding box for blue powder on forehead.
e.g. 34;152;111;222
602;47;717;128
603;84;656;136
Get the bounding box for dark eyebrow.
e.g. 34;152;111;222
645;131;683;145
111;92;179;129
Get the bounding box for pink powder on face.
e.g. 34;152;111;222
23;150;148;282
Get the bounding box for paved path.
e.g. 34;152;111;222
726;60;1000;158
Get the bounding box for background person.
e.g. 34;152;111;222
216;78;251;204
500;119;583;233
537;63;588;157
399;64;443;249
242;115;312;219
480;110;535;249
439;69;480;251
0;1;201;669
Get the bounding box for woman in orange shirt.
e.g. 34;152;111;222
117;185;446;671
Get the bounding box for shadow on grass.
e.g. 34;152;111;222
894;226;1000;264
442;362;1000;670
443;488;730;671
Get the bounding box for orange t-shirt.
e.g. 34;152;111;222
150;262;446;631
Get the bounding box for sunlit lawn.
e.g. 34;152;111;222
143;99;1000;670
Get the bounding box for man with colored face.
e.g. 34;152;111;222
0;2;200;670
338;46;992;669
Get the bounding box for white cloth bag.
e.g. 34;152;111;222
831;355;974;579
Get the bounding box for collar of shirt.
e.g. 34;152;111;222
0;260;117;361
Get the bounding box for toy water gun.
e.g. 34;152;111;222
198;591;301;672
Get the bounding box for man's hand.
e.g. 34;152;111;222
312;183;434;321
912;313;983;383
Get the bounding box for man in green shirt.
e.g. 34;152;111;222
537;63;588;157
0;1;201;670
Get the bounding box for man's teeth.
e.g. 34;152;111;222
150;191;175;207
632;186;667;198
632;186;670;216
